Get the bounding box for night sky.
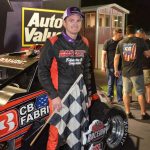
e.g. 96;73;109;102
81;0;150;32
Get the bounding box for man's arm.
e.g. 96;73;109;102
38;39;62;111
144;50;150;57
101;50;107;72
114;54;121;77
38;40;58;99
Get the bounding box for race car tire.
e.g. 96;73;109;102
104;107;128;150
89;100;128;150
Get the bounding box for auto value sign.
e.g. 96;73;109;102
22;7;64;47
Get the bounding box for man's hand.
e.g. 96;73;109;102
86;97;92;108
101;66;106;73
52;97;62;111
144;49;150;57
114;54;120;76
114;70;120;77
101;50;107;73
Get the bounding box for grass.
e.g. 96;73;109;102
94;69;117;97
100;84;117;97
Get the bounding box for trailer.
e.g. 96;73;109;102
81;3;129;68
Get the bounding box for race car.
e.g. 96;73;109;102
0;50;128;150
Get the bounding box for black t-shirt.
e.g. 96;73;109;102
116;37;149;77
142;39;150;69
103;39;122;69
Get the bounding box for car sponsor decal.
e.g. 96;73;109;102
82;120;109;149
0;93;49;141
0;110;18;138
19;94;49;126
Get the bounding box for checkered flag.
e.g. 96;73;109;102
50;74;89;149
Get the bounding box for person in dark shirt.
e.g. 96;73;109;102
136;28;150;104
114;25;150;120
101;28;123;103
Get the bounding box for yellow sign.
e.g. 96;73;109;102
22;7;64;47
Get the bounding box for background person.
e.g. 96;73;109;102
114;25;150;120
38;6;97;150
136;28;150;104
101;28;123;104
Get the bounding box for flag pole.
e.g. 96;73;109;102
30;110;56;146
30;74;83;146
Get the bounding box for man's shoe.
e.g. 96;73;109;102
141;113;150;120
127;112;135;119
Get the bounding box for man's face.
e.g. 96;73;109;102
135;32;145;39
116;32;123;40
63;14;82;36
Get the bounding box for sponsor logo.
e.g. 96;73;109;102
0;110;18;138
82;120;109;145
19;94;49;126
66;58;83;65
59;50;86;65
22;8;64;47
0;57;27;65
59;50;86;57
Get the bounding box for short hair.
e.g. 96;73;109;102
126;25;136;35
114;28;122;33
136;28;145;34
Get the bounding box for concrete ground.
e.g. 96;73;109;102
94;69;150;150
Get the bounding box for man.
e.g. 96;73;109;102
38;7;97;150
136;28;150;104
101;28;123;103
114;25;150;120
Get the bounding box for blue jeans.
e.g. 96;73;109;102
107;68;123;102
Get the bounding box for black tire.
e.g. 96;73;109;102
104;107;128;150
89;101;128;150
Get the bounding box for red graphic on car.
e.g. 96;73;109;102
0;110;18;138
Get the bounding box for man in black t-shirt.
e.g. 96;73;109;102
136;29;150;104
114;25;150;120
101;28;123;103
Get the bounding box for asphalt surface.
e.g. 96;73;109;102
94;69;150;150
